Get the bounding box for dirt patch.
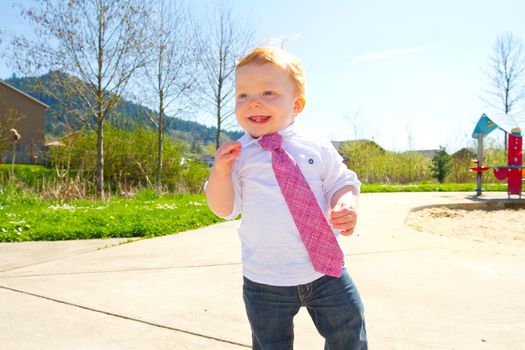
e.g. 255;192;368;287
406;207;525;247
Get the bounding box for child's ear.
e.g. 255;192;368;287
293;95;306;115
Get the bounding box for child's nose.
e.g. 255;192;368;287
247;98;261;108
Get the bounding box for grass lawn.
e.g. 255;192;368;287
0;189;224;242
361;182;507;192
0;182;509;242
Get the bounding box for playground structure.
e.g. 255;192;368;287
470;113;524;198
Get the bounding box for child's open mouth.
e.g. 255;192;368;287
249;115;271;124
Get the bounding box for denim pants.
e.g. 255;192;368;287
242;267;367;350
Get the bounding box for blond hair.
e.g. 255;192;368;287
236;47;305;96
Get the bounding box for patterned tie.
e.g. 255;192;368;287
259;133;344;277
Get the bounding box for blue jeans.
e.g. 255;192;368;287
242;268;367;350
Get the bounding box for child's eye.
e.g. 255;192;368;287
238;93;247;99
262;91;274;96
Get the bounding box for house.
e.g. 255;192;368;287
0;80;48;164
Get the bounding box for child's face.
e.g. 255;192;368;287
235;63;305;138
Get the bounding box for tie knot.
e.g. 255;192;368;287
258;133;283;150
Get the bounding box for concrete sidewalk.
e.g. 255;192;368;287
1;192;524;349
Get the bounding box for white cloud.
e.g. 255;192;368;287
353;47;432;62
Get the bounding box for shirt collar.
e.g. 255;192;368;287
240;122;297;148
278;122;297;138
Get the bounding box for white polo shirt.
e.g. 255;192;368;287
213;123;360;286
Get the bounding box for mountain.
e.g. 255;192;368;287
4;72;243;145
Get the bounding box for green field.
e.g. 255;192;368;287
0;188;224;242
361;182;507;192
0;182;509;242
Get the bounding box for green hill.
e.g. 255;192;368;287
4;72;242;145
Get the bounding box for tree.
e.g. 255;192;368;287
343;107;365;141
11;0;150;197
482;32;525;149
193;2;253;149
141;0;197;191
430;146;451;183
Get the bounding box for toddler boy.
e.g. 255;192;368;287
206;47;367;349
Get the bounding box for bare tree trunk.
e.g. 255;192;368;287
216;88;222;149
96;119;104;198
504;104;510;150
155;18;165;192
10;142;17;180
157;88;164;191
8;128;21;180
215;117;221;149
11;143;16;165
96;0;105;198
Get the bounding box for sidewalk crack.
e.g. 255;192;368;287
0;284;250;348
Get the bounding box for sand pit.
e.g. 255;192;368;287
406;204;525;247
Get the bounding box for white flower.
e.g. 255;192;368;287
156;203;178;210
9;220;26;225
49;204;77;211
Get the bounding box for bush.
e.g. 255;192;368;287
340;141;431;184
181;157;210;193
430;146;451;183
449;148;476;183
46;125;209;194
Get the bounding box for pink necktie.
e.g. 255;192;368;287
259;133;344;277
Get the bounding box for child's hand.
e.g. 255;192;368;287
213;141;242;176
330;203;357;236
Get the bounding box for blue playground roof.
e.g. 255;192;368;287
472;113;521;139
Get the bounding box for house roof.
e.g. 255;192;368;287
0;80;49;109
404;149;440;158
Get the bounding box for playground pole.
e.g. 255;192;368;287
476;133;484;196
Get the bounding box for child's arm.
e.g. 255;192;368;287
329;185;359;236
205;141;241;217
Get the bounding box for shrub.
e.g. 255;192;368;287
46;125;208;194
449;148;476;183
181;157;210;193
430;146;451;183
340;141;431;184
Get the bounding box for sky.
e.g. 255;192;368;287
1;0;524;152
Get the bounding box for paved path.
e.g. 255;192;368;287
1;192;524;349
